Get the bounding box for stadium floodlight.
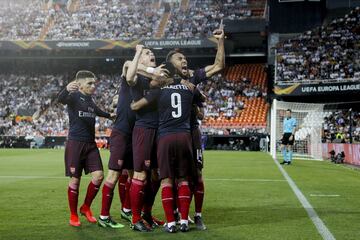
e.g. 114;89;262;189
270;99;326;160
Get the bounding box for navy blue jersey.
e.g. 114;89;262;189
131;75;158;129
189;68;207;85
113;76;136;135
58;89;110;142
190;88;204;129
146;84;194;137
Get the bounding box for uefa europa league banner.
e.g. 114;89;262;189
0;38;217;50
274;81;360;96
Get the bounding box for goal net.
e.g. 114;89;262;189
270;100;327;160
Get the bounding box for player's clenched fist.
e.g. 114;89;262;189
135;44;145;53
213;29;224;39
66;81;79;92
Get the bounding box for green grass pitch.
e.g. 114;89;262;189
1;149;360;240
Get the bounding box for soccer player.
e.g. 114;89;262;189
130;76;196;233
280;109;297;165
57;70;115;227
98;52;168;229
126;45;166;232
190;90;207;230
97;64;135;228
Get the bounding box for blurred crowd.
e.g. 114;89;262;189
276;8;360;82
47;0;162;40
322;110;360;143
164;0;255;39
0;0;265;41
0;74;118;137
0;0;49;40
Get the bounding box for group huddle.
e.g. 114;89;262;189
57;27;224;233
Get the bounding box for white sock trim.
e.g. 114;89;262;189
180;219;189;225
195;212;202;217
168;221;176;227
123;208;131;213
100;215;109;220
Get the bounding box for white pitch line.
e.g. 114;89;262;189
272;158;336;240
0;176;65;179
0;176;285;182
310;194;340;197
205;178;285;182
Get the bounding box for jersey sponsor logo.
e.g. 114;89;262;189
78;107;95;118
78;111;96;118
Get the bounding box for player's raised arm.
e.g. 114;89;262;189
204;20;225;78
137;63;169;80
57;81;79;104
126;44;144;86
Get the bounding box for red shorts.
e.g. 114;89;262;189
191;127;204;170
132;126;157;172
157;132;195;179
108;128;133;171
65;140;103;178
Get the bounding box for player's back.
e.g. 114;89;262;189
113;76;135;135
157;83;193;137
131;74;158;128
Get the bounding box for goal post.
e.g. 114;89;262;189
270;99;326;160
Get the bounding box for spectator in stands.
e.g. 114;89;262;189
276;8;360;82
322;110;359;143
0;0;266;40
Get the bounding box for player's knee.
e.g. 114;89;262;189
106;170;120;184
92;172;104;185
69;177;80;189
133;171;146;181
161;178;172;186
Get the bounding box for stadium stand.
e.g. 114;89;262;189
322;110;360;143
47;0;162;40
163;0;266;38
0;0;266;40
0;0;49;40
276;7;360;82
199;64;269;134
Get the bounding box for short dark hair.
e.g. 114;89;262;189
76;70;96;81
286;109;292;113
142;46;151;52
166;48;182;62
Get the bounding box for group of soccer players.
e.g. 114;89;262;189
57;26;225;233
